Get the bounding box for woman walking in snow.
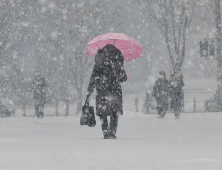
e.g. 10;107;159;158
87;44;128;139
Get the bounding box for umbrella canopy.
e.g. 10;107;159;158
86;33;143;62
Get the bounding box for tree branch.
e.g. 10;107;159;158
170;0;179;55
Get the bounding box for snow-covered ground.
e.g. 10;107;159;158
1;112;222;170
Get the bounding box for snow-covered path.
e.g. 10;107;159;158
1;112;222;170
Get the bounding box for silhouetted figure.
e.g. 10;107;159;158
31;75;47;118
87;44;128;139
152;71;170;118
135;98;139;112
66;99;69;116
169;72;185;119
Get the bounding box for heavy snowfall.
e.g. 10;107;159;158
0;0;222;169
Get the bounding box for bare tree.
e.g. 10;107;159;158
135;0;199;72
0;0;128;114
0;1;32;96
208;0;222;84
204;0;222;110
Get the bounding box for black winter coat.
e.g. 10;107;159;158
34;88;46;105
87;52;127;116
31;76;47;105
169;73;185;108
152;78;170;109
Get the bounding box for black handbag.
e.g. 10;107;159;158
80;95;96;127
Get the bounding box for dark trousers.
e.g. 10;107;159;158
157;100;168;116
157;106;166;116
99;114;119;135
173;102;181;117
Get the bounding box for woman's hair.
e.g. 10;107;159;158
95;49;105;67
103;44;124;63
103;44;116;54
95;44;124;69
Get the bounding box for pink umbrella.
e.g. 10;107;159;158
86;33;143;62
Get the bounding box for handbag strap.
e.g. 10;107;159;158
84;94;91;106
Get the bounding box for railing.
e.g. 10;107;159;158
183;88;215;113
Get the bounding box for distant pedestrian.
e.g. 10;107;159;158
31;75;47;118
169;71;185;119
65;99;69;116
152;71;170;118
135;98;139;112
87;44;128;139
